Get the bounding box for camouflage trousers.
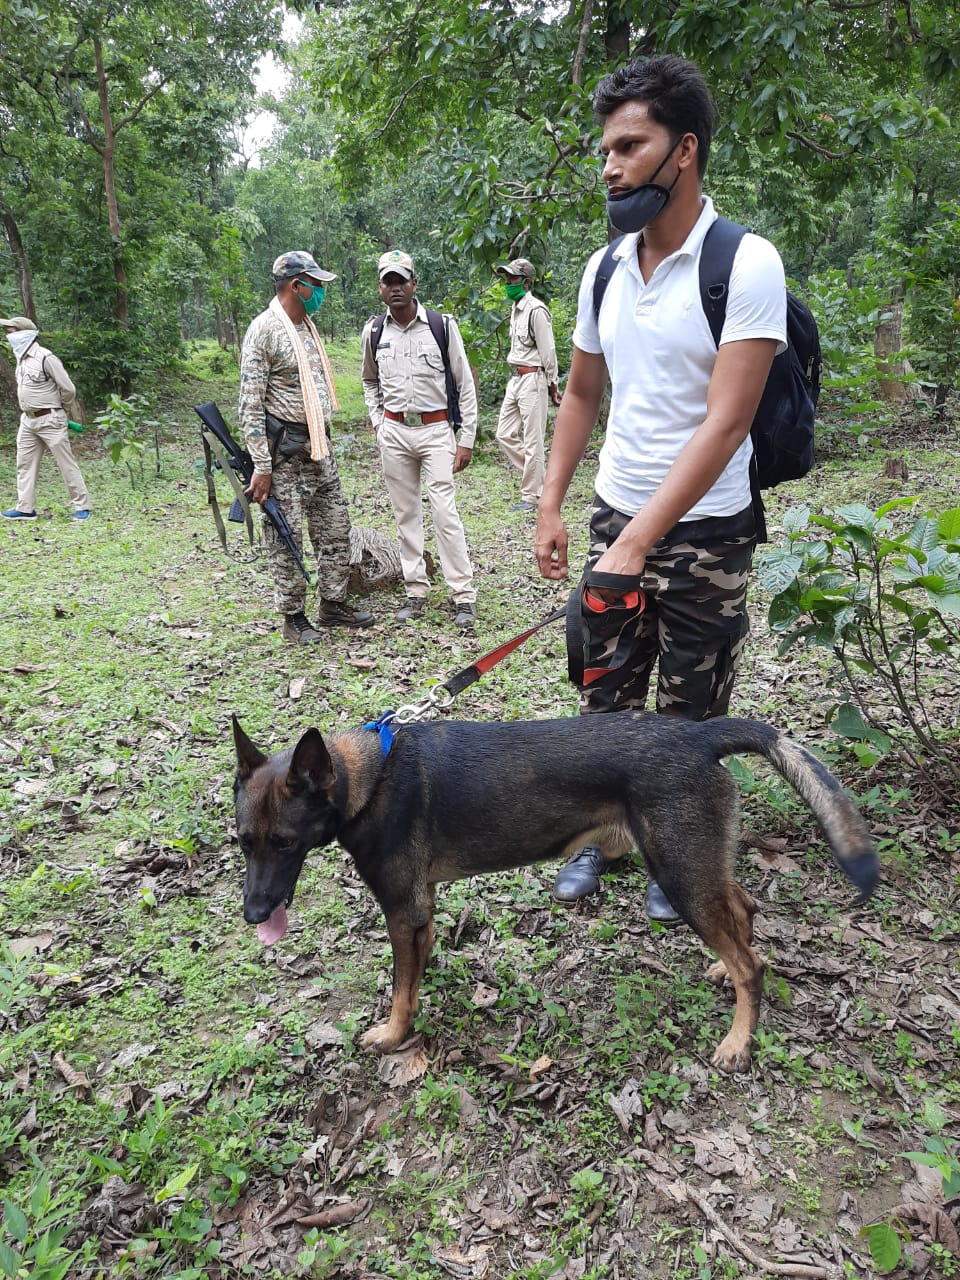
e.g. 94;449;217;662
578;497;756;720
263;454;351;616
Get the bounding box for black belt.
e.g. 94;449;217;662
24;407;56;418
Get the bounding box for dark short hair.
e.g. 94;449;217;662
594;55;715;178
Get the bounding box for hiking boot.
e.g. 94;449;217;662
2;509;37;519
512;500;537;513
553;846;606;902
282;612;322;644
396;597;426;622
317;599;374;628
645;879;681;926
453;601;477;631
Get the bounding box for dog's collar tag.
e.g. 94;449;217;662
362;711;396;758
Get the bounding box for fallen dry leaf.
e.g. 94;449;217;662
297;1197;370;1229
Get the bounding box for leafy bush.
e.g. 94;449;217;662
758;500;960;790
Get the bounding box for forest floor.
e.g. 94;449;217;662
0;350;958;1280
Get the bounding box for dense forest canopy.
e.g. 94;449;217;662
1;0;958;407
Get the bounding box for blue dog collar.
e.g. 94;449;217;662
362;711;396;758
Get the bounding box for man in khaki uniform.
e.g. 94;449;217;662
238;251;373;642
494;259;562;512
361;250;478;631
2;316;90;520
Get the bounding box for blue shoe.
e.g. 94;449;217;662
2;509;36;519
72;510;90;520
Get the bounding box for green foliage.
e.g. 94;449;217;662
758;500;960;784
94;392;166;485
0;1174;85;1280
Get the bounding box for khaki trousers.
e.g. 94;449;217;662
495;370;547;503
16;410;89;513
378;418;475;603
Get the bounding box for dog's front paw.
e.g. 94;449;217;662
705;959;729;985
359;1021;406;1053
711;1033;752;1074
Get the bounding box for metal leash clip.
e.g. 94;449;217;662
393;684;455;725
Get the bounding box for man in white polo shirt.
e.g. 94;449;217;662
534;55;787;916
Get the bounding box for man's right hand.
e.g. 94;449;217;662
534;507;569;580
246;472;272;505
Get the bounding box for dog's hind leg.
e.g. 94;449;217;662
360;886;436;1053
692;882;763;1073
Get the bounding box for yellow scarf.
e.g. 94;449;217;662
268;296;339;461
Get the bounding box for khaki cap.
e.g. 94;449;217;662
378;250;415;280
0;316;38;329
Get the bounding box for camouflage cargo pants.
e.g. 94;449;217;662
263;454;351;616
578;497;756;720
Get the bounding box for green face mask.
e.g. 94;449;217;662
297;280;325;315
504;282;526;302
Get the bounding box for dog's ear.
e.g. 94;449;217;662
287;727;335;795
233;715;268;780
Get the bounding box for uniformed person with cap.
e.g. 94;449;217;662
360;250;479;631
1;316;90;520
494;259;561;513
238;251;373;642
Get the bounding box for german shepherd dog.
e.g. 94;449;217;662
232;713;878;1072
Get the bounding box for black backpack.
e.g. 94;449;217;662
369;308;462;429
592;217;821;539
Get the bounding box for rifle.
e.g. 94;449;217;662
195;400;311;583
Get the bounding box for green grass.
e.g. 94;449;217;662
0;357;958;1279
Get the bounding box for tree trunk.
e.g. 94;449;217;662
604;2;629;61
0;352;17;399
874;291;917;403
93;32;129;329
0;200;37;322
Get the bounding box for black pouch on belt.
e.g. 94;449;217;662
566;569;646;689
264;411;311;460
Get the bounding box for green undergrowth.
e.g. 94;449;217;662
0;356;958;1278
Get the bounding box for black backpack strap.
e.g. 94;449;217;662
426;308;462;428
698;217;767;543
369;311;387;358
591;237;625;322
698;217;747;348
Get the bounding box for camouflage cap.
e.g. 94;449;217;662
0;315;38;329
271;251;336;283
377;249;415;280
496;258;536;280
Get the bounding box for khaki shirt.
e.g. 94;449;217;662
16;343;80;419
361;304;478;449
507;291;558;384
238;307;333;473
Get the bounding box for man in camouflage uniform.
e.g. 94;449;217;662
534;56;786;917
239;251;372;642
494;258;561;512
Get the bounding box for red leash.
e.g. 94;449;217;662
441;605;567;698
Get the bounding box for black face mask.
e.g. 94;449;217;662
605;134;683;235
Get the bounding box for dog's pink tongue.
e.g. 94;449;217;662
257;904;288;945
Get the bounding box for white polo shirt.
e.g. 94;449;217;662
572;197;787;520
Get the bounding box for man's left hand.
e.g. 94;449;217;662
453;445;472;473
548;382;562;408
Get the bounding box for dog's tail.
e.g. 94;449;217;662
710;718;879;903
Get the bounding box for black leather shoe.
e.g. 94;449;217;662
553;846;606;902
645;879;681;925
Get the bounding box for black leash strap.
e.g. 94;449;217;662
442;604;567;698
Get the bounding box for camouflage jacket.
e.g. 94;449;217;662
238;307;333;473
